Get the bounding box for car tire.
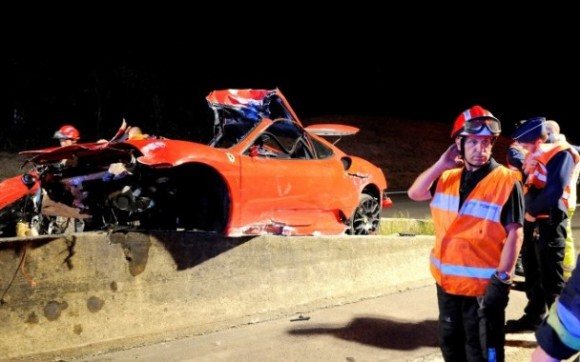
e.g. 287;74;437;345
346;193;381;235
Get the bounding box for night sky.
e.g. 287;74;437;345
4;14;578;147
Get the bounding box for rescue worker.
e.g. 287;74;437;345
53;124;80;146
532;255;580;361
545;120;580;280
506;117;580;333
49;124;85;233
408;105;524;362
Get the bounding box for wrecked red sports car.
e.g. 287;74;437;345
0;89;392;237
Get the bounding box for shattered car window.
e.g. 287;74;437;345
214;122;257;149
310;136;333;159
246;119;314;159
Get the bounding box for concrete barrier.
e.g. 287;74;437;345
0;229;434;361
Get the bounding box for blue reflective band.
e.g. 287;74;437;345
460;199;501;223
431;193;459;212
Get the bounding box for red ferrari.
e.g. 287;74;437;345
0;89;392;237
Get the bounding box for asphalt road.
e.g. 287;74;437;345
74;285;578;362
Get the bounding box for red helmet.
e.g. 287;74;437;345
450;105;501;138
53;125;80;141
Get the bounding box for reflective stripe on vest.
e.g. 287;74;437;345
430;166;517;296
546;301;580;350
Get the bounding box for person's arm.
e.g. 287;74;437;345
407;144;462;201
498;181;525;274
497;222;523;274
532;347;561;362
533;255;580;361
480;181;524;313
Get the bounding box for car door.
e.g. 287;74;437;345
238;120;351;233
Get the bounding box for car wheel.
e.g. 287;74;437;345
346;193;381;235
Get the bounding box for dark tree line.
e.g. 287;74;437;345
3;37;429;154
4;44;220;152
6;35;573;154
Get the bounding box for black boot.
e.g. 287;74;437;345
505;315;543;333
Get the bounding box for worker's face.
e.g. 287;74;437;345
457;135;493;168
59;139;75;147
519;139;542;153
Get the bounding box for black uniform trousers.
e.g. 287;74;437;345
521;212;567;320
436;284;506;362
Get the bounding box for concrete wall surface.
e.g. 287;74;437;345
0;230;434;361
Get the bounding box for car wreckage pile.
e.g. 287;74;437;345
0;89;392;238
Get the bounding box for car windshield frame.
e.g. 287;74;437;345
207;89;297;148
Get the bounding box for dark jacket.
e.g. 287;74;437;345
525;149;575;217
535;254;580;359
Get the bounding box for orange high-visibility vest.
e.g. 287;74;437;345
526;142;580;210
430;166;518;296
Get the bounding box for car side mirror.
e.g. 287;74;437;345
341;156;352;171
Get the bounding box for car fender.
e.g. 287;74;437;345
0;174;39;210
